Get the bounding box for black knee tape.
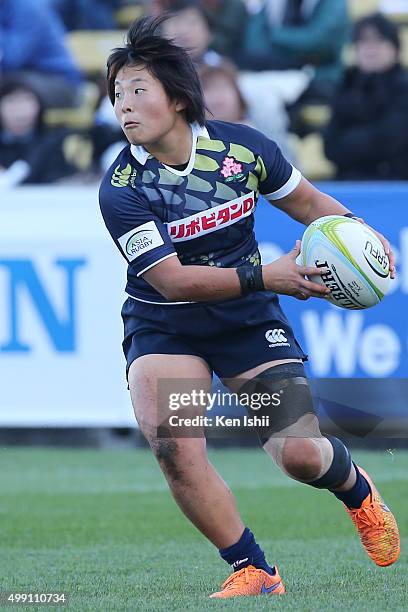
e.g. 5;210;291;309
309;436;352;489
239;363;316;445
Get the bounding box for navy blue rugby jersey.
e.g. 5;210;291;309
99;120;302;304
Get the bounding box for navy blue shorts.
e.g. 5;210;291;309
121;291;307;379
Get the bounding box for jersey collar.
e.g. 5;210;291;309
130;122;209;169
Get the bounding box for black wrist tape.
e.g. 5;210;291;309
236;265;265;296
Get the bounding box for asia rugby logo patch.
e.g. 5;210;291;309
118;221;164;262
126;229;155;256
220;156;246;183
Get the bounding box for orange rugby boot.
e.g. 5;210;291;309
345;466;400;567
209;565;285;598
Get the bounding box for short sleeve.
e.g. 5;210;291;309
99;181;176;277
258;135;302;202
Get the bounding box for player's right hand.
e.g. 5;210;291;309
262;240;331;301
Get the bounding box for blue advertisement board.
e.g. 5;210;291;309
0;184;406;427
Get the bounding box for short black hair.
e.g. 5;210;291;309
107;15;206;125
354;12;401;51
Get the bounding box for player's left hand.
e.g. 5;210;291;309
354;217;396;280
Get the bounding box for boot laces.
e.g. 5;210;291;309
221;566;256;592
352;502;384;530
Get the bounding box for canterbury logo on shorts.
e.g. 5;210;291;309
166;192;255;242
265;329;291;348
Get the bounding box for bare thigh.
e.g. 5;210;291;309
128;354;212;454
128;354;246;548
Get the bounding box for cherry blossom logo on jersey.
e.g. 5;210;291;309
220;156;246;183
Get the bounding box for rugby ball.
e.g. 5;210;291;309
301;215;391;310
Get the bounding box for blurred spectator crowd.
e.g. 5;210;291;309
1;0;408;186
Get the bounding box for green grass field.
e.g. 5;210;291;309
0;447;407;611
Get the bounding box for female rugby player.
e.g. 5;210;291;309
99;17;400;598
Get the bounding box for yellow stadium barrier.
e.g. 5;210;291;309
348;0;379;20
67;30;127;74
291;133;336;181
